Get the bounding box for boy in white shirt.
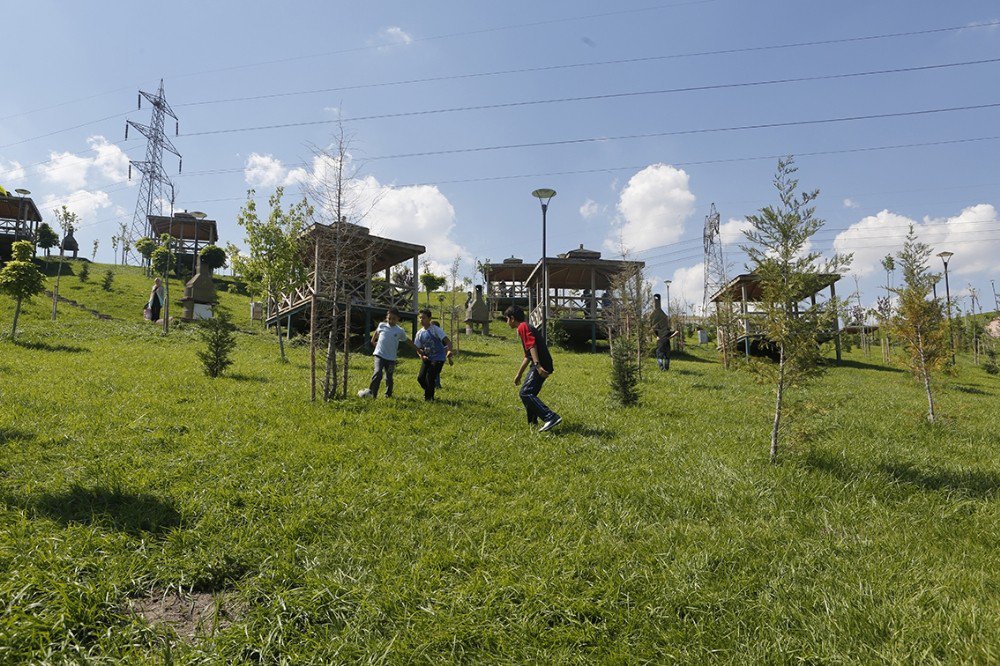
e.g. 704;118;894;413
369;308;425;398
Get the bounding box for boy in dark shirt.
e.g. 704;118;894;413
504;305;561;432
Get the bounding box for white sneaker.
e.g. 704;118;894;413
539;416;562;433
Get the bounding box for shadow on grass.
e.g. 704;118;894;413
227;373;268;383
804;450;1000;500
952;384;992;396
14;340;89;353
452;348;498;359
833;359;904;373
553;422;615;438
0;428;35;445
671;350;713;364
9;484;184;535
879;461;1000;499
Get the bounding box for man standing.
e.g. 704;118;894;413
504;305;561;432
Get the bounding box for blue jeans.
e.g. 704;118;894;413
369;356;396;397
520;365;557;424
418;359;445;400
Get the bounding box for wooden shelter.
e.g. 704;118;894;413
0;194;41;261
268;221;425;337
148;212;220;273
516;244;644;351
483;256;533;314
710;272;843;362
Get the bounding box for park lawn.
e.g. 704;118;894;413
0;263;998;663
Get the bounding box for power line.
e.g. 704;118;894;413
175;20;1000;109
183;57;1000;138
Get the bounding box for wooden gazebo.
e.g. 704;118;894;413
149;212;219;273
483;256;534;314
710;272;843;362
0;193;41;261
521;244;644;351
268;221;425;338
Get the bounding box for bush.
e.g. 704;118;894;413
985;346;999;375
77;262;90;282
101;269;115;291
196;310;237;378
546;319;571;350
609;335;639;406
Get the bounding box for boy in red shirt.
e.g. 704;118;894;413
504;305;561;432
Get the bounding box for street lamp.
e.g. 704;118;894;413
937;251;955;365
531;188;556;339
664;280;672;314
14;189;31;250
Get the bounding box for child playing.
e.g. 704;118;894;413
430;319;453;388
504;305;561;432
369;308;424;398
415;310;452;400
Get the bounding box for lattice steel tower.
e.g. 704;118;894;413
124;79;181;262
702;202;725;314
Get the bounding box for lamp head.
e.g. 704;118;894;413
14;188;30;196
190;211;207;219
936;251;953;262
531;188;557;206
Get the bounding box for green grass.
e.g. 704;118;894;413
1;262;998;662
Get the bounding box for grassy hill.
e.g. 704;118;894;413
1;261;998;662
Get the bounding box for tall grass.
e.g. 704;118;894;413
0;263;997;662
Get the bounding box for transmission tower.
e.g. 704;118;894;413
124;79;181;263
702;202;725;315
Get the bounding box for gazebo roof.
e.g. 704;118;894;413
0;195;42;223
524;253;645;291
149;214;219;244
484;256;535;282
710;272;841;303
305;222;424;273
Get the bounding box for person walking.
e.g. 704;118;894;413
147;278;164;322
504;305;561;432
368;308;425;398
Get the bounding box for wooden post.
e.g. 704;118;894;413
411;255;420;337
741;283;750;358
310;236;319;401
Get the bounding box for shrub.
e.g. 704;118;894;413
196;310;237;378
199;245;227;271
985;345;999;375
609;334;639;406
77;262;90;282
546;319;571;350
101;269;115;291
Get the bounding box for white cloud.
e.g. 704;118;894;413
666;262;706;314
42;189;113;223
87;135;130;183
242;150;467;268
843;198;859;209
373;26;413;51
608;164;696;254
579;199;601;220
0;158;26;183
40;150;91;189
719;217;753;246
244;153;289;188
833;204;1000;279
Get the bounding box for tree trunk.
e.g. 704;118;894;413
324;304;338;400
770;344;786;463
11;297;22;338
917;332;935;422
341;301;351;399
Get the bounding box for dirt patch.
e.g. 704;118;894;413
129;590;239;639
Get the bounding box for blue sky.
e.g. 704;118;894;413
2;1;998;313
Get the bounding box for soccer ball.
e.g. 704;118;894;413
357;388;373;399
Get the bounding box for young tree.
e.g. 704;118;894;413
91;239;99;261
134;236;157;276
150;234;175;334
420;264;447;306
605;261;652;401
35;223;59;258
50;206;78;321
232;188;310;362
890;226;948;422
741;157;851;463
197;309;237;378
0;241;45;339
198;244;227;272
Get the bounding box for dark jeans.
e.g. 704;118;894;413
520;365;557;424
656;339;670;370
369;356;397;397
418;359;445;400
150;304;161;322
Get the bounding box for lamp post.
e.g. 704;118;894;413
937;251;955;365
190;211;207;273
531;188;556;339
